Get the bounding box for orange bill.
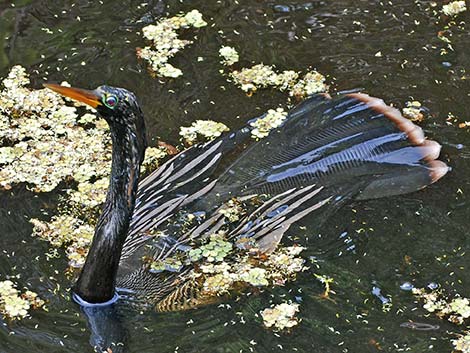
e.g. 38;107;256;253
43;83;102;108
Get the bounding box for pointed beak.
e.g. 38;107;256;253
43;83;102;108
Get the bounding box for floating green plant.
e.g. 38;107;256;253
454;332;470;353
179;120;229;145
402;101;424;122
0;280;44;320
219;46;240;66
189;232;233;263
229;63;327;98
0;66;169;267
260;302;300;330
189;242;307;296
137;10;207;78
412;287;470;352
219;199;245;222
442;1;467;16
250;108;288;139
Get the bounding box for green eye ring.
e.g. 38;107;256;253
103;94;118;109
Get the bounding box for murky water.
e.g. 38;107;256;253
0;0;469;352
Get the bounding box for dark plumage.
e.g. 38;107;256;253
44;84;448;306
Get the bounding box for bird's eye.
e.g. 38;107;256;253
103;95;118;109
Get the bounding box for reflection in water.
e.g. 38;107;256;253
80;303;128;353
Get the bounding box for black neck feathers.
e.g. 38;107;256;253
74;112;146;303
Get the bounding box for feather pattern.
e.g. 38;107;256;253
115;93;448;309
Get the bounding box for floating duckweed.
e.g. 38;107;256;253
179;120;229;144
0;66;111;192
412;288;470;351
198;233;233;263
237;266;269;286
402;101;424;122
193;243;306;289
266;246;307;285
31;215;94;268
219;199;244;222
0;280;44;320
230;64;326;97
0;66;169;267
450;298;470;320
137;10;207;78
69;178;109;209
172;242;307;299
250;108;288;139
412;288;470;325
142;146;169;172
260;302;300;330
289;71;327;98
442;1;467;16
3;295;29;319
230;64;280;93
150;257;184;273
183;9;208;28
199;262;232;274
0;146;23;164
203;273;233;294
0;281;17;297
454;332;470;353
188;248;204;262
219;46;239;66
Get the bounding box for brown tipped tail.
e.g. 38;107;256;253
345;93;448;199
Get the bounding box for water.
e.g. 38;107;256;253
0;0;469;351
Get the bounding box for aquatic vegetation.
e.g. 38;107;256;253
31;215;94;268
260;302;300;330
412;287;470;352
289;71;327;99
402;101;424;122
68;178;109;209
314;273;335;298
142;146;169;172
230;64;279;93
219;199;245;222
153;234;307;298
179;120;229;144
149;257;184;273
412;287;470;324
454;333;470;353
250;108;288;139
137;10;207;78
188;232;233;263
229;64;326;98
442;1;467;16
190;242;307;296
0;66;168;267
0;66;111;192
237;266;269;287
219;46;239;66
0;280;44;320
202;273;232;294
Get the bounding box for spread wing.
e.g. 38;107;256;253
118;93;448;306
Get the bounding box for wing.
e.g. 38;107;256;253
118;92;448;307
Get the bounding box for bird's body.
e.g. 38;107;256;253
44;84;448;308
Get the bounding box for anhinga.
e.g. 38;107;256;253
44;83;448;307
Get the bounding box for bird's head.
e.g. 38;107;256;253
44;83;147;160
44;83;144;127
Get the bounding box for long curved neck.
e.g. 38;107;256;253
74;125;144;303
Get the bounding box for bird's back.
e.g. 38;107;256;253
116;93;448;307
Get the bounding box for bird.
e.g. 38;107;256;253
44;83;448;309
